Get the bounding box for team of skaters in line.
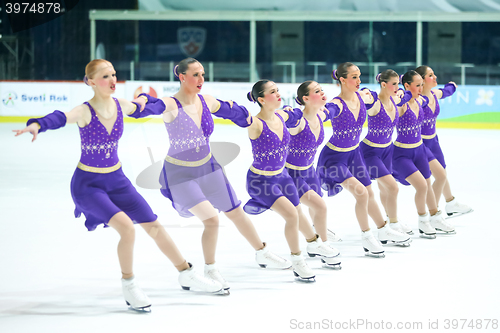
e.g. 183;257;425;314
14;57;473;311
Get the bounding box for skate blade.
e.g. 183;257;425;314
258;263;292;270
435;229;457;235
406;231;414;235
181;286;227;295
320;259;342;270
126;301;152;313
216;289;230;296
418;231;437;239
293;271;316;282
363;248;385;258
446;209;474;219
381;239;412;247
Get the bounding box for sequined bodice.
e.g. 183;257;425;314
421;91;440;136
165;95;214;161
395;100;423;145
287;114;324;167
327;92;366;148
364;97;398;145
79;98;122;168
251;114;290;171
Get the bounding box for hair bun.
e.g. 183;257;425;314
399;74;404;84
247;91;255;102
294;97;302;106
173;65;179;78
83;75;89;86
376;73;381;83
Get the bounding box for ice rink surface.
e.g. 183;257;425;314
1;121;499;332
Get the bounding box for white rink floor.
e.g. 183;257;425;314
1;122;499;333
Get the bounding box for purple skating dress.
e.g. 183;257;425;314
159;95;240;217
244;113;300;215
317;92;371;196
285;114;324;198
392;99;431;185
360;96;398;179
71;98;157;231
422;91;446;168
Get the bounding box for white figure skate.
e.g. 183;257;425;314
178;263;223;294
290;254;316;282
306;237;341;269
430;210;456;234
418;213;437;239
445;197;473;219
204;263;230;295
122;277;151;312
361;230;385;258
388;218;413;235
378;223;411;247
255;245;292;269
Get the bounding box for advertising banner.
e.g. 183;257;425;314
0;82;126;116
2;81;498;126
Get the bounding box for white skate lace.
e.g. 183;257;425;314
190;272;218;288
206;268;227;286
262;251;288;264
420;220;435;232
318;243;338;257
124;282;148;304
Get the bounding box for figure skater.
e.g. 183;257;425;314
414;65;473;218
287;80;342;243
360;70;413;235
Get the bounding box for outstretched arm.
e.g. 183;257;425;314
433;82;457;100
204;94;253;128
13;104;86;142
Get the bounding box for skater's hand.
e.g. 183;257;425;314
396;88;404;99
132;96;147;111
13;123;40;142
359;88;373;104
448;81;457;89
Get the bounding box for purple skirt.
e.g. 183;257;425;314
360;141;394;180
159;156;241;218
286;165;323;198
392;144;432;186
317;145;372;196
244;168;300;215
423;135;446;169
71;167;157;231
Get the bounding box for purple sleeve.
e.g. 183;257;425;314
213;99;252;128
396;90;413;107
420;95;430;108
27;110;66;133
284;108;303;128
324;102;341;121
439;83;456;99
128;93;166;119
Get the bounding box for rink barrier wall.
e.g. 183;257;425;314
1;81;499;129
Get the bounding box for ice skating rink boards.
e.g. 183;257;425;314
1;122;499;333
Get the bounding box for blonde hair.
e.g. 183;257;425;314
85;59;112;79
83;59;112;86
